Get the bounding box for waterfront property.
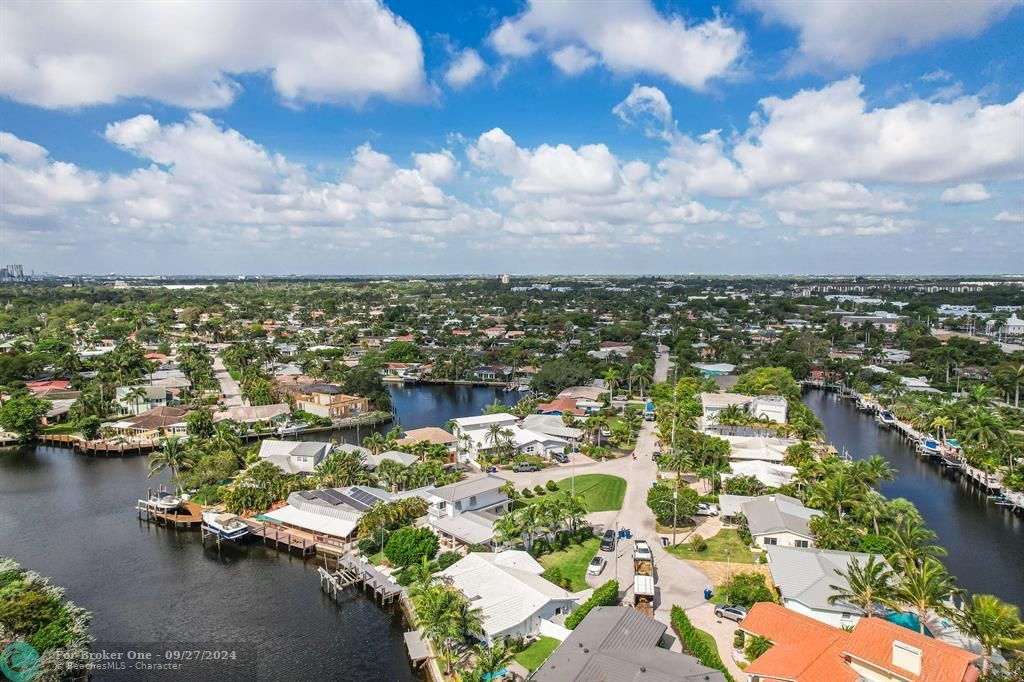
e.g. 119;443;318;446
257;439;331;474
740;602;981;682
425;474;510;548
293;384;369;420
438;551;578;646
765;546;892;628
531;606;726;682
109;405;189;438
720;493;821;549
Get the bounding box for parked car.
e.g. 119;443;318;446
587;555;607;576
714;604;749;622
600;529;616;552
695;503;719;517
485;466;498;473
633;538;653;562
551;452;569;464
512;462;539;473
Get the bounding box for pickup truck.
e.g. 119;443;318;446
633;539;653;563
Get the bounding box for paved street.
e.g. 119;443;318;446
495;345;744;674
213;355;246;407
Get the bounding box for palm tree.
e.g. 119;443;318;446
362;431;387;455
561;493;587;535
495;511;524;548
125;385;149;414
930;415;953;443
469;642;513;680
603;368;620;398
484;423;505;459
959;594;1024;676
886;517;946;571
892;559;960;635
828;555;896;619
808;473;864;519
148;436;194;492
858;491;888;536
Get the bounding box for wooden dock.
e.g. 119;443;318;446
320;554;404;605
243;520;316;556
42;433;159;456
137;499;204;527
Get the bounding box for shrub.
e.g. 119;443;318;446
670;605;735;682
720;573;774;608
358;536;383;556
434;551;462;571
533;484;545;495
745;635;773;660
858;533;894;555
79;415;102;440
733;629;745;650
543;566;569;589
545;480;559;492
689;534;708;553
565;580;619;629
522;487;534;498
383;526;439;567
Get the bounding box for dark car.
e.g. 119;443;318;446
512;462;539;472
551;452;569;464
600;529;616;552
714;604;749;622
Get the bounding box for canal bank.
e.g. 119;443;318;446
0;384;521;680
802;389;1024;608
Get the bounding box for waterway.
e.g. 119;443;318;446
802;389;1024;608
0;384;518;680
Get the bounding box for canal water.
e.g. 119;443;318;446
803;389;1024;608
0;384;518;681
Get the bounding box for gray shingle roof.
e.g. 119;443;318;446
767;546;889;615
531;607;726;682
741;494;821;538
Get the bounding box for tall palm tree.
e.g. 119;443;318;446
494;510;524;548
959;594;1024;676
828;555;896;619
148;436;194;492
125;385;149;414
484;423;505;458
362;431;387;455
886;517;946;571
469;642;513;680
892;559;960;635
857;491;888;536
808;473;864;519
561;493;587;535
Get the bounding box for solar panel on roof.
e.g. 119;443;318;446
317;489;347;506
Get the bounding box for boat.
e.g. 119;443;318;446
276;422;308;436
875;411;896;428
940;455;963;470
148;490;182;511
918;438;941;456
201;512;251;540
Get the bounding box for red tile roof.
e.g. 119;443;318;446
742;603;856;682
535;397;585;416
843;617;980;682
743;604;980;682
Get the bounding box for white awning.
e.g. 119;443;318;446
263;505;356;539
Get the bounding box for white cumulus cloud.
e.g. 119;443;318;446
746;0;1021;70
0;0;429;108
489;0;744;90
941;183;993;204
444;49;487;89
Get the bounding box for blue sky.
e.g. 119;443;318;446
1;0;1022;275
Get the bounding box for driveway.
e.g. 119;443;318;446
213;355;246;407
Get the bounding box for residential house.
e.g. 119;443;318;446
766;546;893;628
740;602;980;682
109;406;189;439
720;493;821;549
439;551;578;646
534;397;585;417
257;439;332;475
531;606;726;682
115;385;172;416
362;449;419;471
294;384;369;420
396;426;457;450
520;414;583;442
701;392;788;429
211;403;290;430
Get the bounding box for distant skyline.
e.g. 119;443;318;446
2;0;1023;275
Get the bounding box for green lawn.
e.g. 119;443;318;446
514;636;560;672
41;423;82;435
668;529;756;563
537;537;600;591
522;474;626;512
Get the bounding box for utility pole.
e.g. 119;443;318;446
672;487;678;547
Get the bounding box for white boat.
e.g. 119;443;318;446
276;422;308;435
875;411;895;428
202;512;250;540
149;490;182;511
918;438;941;456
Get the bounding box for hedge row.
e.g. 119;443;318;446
565;580;619;629
670;605;735;682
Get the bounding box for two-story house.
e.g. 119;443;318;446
294;384;369;420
